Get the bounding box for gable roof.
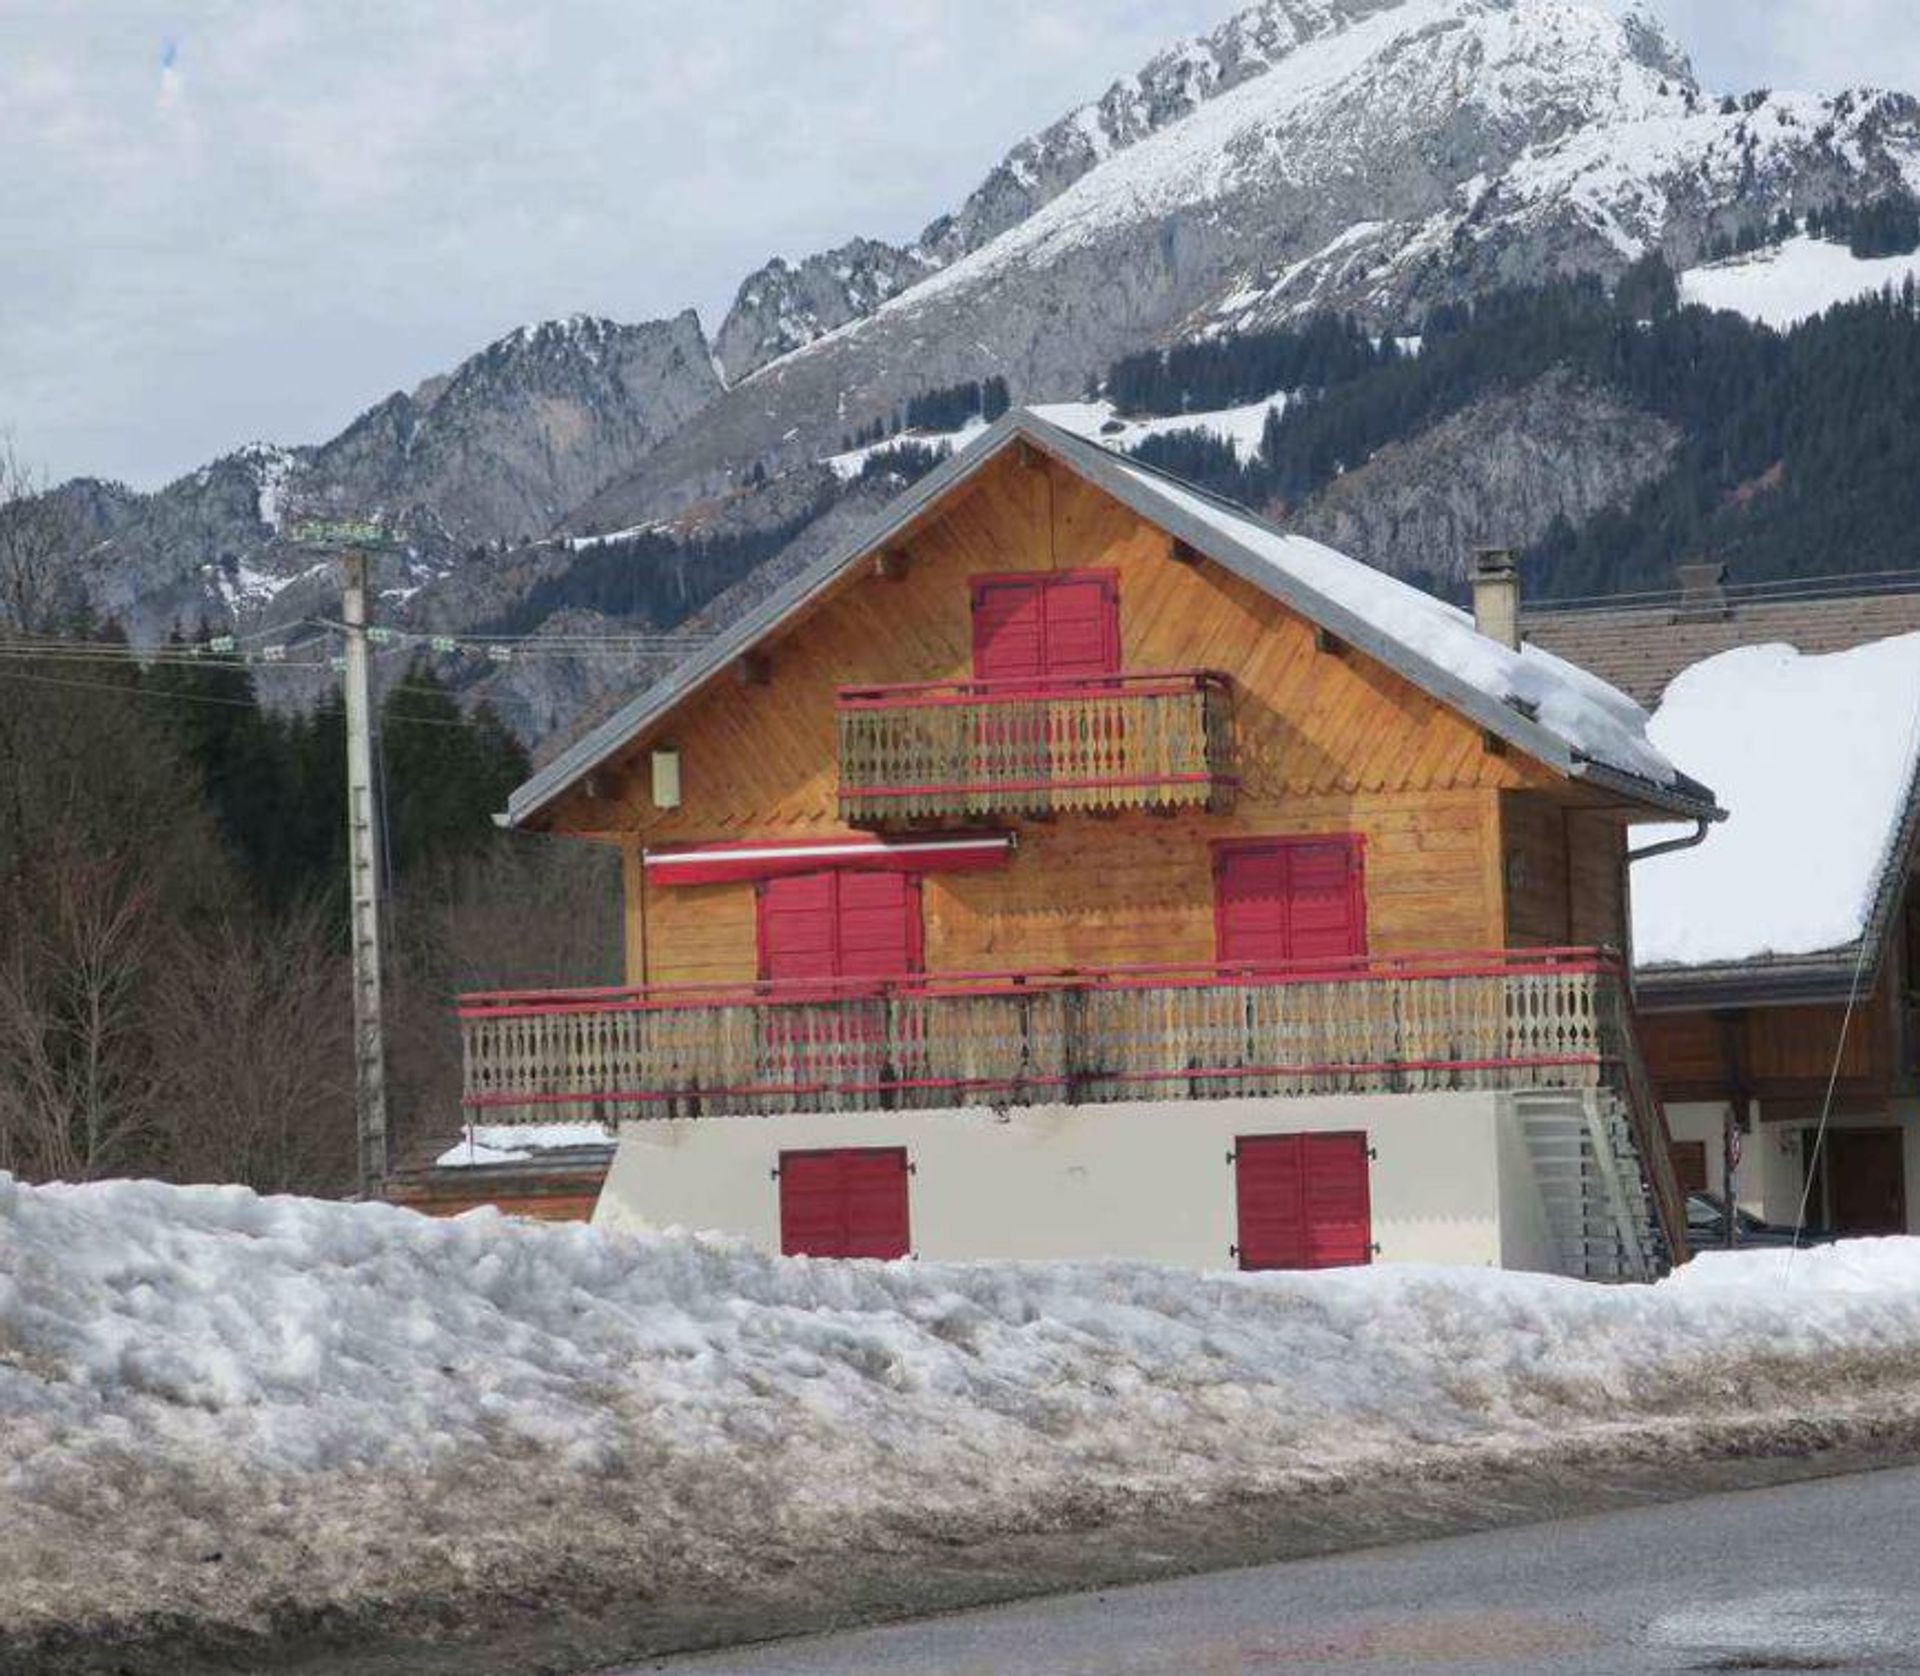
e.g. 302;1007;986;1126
1632;633;1920;1009
507;409;1720;829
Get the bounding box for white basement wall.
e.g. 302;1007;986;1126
594;1093;1568;1273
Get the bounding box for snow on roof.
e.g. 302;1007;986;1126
434;1123;611;1170
1099;453;1683;792
1680;235;1920;332
1633;635;1920;969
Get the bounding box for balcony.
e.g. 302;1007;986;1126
834;669;1236;823
460;944;1650;1106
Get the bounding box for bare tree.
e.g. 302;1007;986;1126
0;443;77;635
150;905;355;1193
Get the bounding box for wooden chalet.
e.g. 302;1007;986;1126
457;410;1721;1277
1530;571;1920;1239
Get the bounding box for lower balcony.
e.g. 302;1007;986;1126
835;669;1236;823
461;946;1651;1116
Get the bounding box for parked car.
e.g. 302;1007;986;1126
1685;1191;1832;1250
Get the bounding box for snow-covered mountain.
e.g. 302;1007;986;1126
43;0;1920;714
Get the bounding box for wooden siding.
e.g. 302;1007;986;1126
1641;996;1889;1101
541;451;1630;982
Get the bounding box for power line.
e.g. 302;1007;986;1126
0;666;494;728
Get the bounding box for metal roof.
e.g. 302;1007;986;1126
507;408;1719;828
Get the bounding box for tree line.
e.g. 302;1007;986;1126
0;475;616;1194
1106;256;1920;600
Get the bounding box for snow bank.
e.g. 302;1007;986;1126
434;1122;611;1168
1634;636;1920;967
1681;236;1920;331
1107;459;1682;790
6;1175;1920;1644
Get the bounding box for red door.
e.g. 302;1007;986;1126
970;571;1120;682
779;1147;911;1258
1235;1132;1372;1270
1214;837;1366;967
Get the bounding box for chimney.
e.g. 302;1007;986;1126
1471;548;1521;650
1674;560;1730;623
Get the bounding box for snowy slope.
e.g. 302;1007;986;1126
1634;636;1920;967
1681;235;1920;330
825;396;1287;482
9;1173;1919;1642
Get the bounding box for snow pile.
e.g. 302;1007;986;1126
1634;636;1920;967
7;1175;1920;1640
1682;236;1920;331
1106;457;1681;790
434;1122;611;1168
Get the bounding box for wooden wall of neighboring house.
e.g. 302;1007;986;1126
1499;793;1628;951
545;450;1631;985
1640;996;1890;1103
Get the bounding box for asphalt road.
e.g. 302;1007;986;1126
641;1464;1920;1675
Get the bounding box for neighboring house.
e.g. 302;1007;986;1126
384;1125;612;1222
454;410;1719;1277
1528;570;1920;1238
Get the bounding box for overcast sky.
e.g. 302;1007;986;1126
2;1;1915;491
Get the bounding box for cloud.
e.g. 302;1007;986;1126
0;0;1911;489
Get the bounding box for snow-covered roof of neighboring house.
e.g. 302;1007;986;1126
506;409;1718;828
1633;634;1920;1005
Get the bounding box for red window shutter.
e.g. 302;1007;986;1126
758;871;920;982
839;1148;912;1258
1286;841;1366;963
834;871;921;979
778;1151;847;1256
759;873;839;981
1213;837;1366;966
778;1148;910;1259
1301;1133;1373;1267
1213;844;1291;965
970;572;1119;681
1234;1134;1306;1271
1039;574;1119;678
972;579;1047;681
1235;1132;1372;1271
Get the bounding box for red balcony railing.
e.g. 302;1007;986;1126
834;669;1235;822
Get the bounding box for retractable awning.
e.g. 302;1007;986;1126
643;832;1015;887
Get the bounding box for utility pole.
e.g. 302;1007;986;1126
340;548;390;1198
290;517;397;1199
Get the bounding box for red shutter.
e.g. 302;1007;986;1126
758;871;920;982
834;871;921;979
972;578;1047;681
1234;1134;1307;1270
758;872;839;981
970;572;1119;682
779;1148;910;1258
1301;1133;1372;1267
1286;841;1365;963
1235;1132;1372;1271
1213;837;1366;967
1040;573;1119;678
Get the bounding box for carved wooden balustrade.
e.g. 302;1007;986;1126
834;669;1236;822
464;949;1626;1117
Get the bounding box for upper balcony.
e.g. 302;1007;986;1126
834;669;1236;824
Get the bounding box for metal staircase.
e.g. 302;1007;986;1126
1518;1088;1667;1282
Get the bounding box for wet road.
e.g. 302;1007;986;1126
642;1464;1920;1674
